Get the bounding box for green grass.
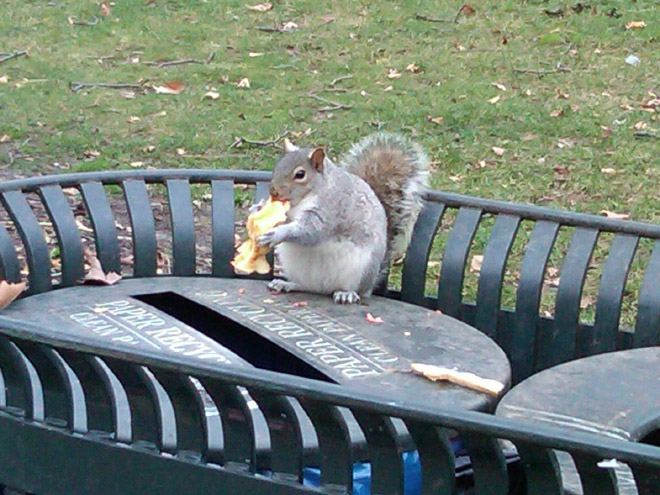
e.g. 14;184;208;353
1;0;659;323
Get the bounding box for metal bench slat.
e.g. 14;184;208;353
298;399;353;491
405;420;455;495
200;379;257;471
437;207;482;318
43;347;88;434
87;356;132;444
122;179;157;277
135;365;178;454
462;434;509;495
211;180;236;277
514;443;563;495
591;234;639;354
573;453;618;495
508;220;559;383
79;181;121;274
0;338;45;422
0;220;20;283
166;179;196;276
540;227;599;369
1;190;51;294
634;240;660;348
475;214;521;339
401;201;445;305
39;185;85;286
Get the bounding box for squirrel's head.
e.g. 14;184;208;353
269;138;326;207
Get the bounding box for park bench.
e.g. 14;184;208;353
0;169;657;494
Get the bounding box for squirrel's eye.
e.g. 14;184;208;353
294;169;306;180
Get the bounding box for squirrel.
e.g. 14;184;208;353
256;132;429;304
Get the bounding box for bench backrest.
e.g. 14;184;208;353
0;170;658;383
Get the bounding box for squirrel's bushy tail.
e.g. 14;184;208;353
340;132;429;260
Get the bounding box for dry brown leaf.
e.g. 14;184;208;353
387;69;402;79
600;210;630;220
491;82;507;91
634;121;648;130
248;52;264;57
600;125;612;138
625;21;646;30
83;252;122;285
460;4;476;16
406;63;422;73
202;90;220;100
555;88;570;99
153;81;185;95
143;145;156;152
0;280;26;310
0;134;10;143
127;116;141;123
100;1;111;17
601;167;617;175
280;21;298;31
550;108;564;117
580;295;596;309
383;85;393;92
427;115;444;125
293;301;308;308
120;89;136;99
130;161;144;168
83;149;100;158
411;363;504;396
176;148;186;155
237;78;251;88
246;3;273;12
0;75;8;84
470;255;483;273
366;312;384;324
492;146;505;156
488;95;501;104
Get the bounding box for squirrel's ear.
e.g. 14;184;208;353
309;147;325;172
283;138;299;153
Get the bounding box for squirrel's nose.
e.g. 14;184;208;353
269;186;280;199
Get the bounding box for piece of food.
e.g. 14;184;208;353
231;197;290;274
411;363;505;396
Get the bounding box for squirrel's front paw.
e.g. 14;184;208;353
333;291;361;305
258;225;287;247
248;198;266;215
268;279;299;293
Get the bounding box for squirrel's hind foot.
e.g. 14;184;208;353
268;279;299;293
333;291;360;305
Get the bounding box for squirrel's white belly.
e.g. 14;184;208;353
276;241;373;294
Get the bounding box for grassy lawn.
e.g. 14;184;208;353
1;0;658;322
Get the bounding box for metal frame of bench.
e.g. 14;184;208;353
0;169;658;494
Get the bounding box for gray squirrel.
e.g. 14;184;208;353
257;132;429;304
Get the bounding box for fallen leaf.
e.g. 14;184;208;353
600;125;612;138
202;90;220;100
426;115;444;125
143;145;156;152
120;89;136;99
625;21;646;30
127;116;141;123
555;88;570;99
100;1;111;17
0;75;8;84
460;4;476;16
0;134;10;143
580;295;596;309
634;121;648;130
491;82;507;91
237;78;251;88
248;52;264;57
601;168;617;175
246;3;273;12
0;280;26;310
75;219;94;233
599;210;630;220
492;146;505;156
387;69;402;79
550;108;564;117
544;8;564;17
83;251;122;285
488;95;501;104
83;150;100;158
176;148;186;155
130;161;144;168
470;255;483;273
153;81;185;95
293;301;308;307
366;312;384;324
263;298;275;303
410;363;505;396
406;63;422;73
280;21;298;31
384;85;393;92
553;165;569;180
